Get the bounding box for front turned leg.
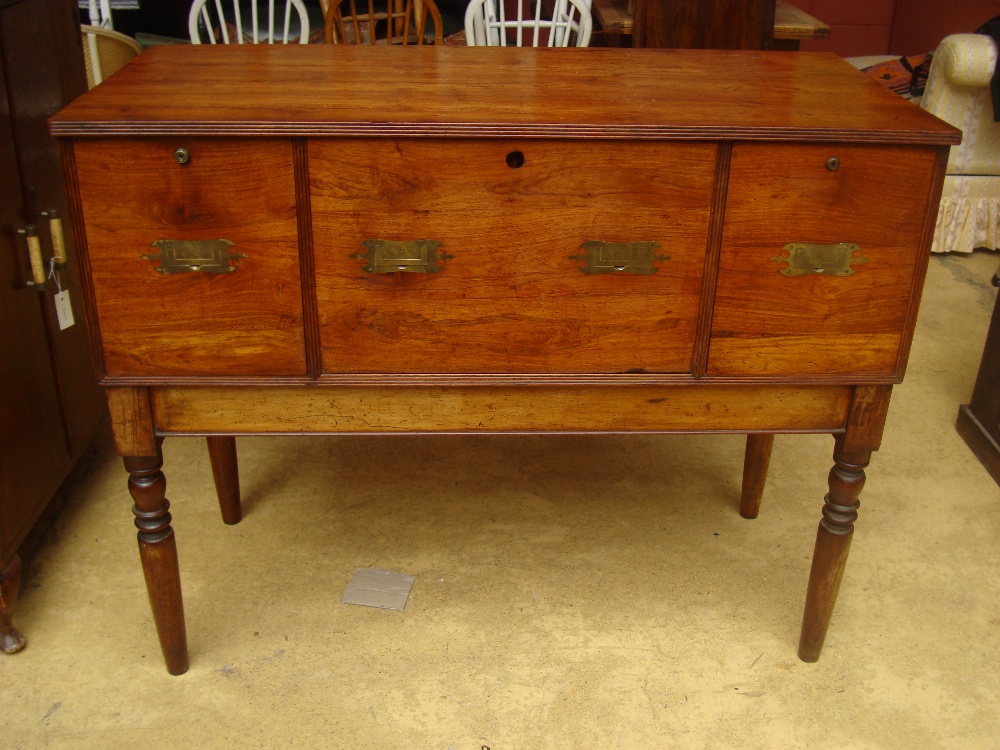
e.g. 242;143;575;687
798;440;870;662
125;453;189;675
0;555;26;654
740;433;775;519
207;436;241;525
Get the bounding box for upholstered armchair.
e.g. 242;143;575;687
921;34;1000;253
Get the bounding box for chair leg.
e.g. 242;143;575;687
0;555;26;654
207;436;242;525
740;433;774;519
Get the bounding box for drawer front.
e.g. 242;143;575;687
708;144;939;377
75;138;306;377
311;139;716;374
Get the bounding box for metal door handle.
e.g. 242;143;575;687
40;210;67;265
17;225;46;290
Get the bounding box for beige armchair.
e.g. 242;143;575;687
921;34;1000;253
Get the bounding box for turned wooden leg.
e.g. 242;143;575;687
126;452;189;675
207;436;241;525
0;555;26;654
740;433;774;519
798;438;870;662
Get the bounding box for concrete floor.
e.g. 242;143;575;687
2;252;999;749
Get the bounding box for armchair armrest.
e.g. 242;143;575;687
931;34;997;88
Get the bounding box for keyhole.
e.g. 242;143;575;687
506;151;525;169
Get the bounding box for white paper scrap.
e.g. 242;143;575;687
342;568;416;611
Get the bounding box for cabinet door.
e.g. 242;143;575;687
708;143;939;378
312;139;716;374
0;44;71;559
1;0;104;453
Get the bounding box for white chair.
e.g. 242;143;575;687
465;0;592;47
189;0;311;44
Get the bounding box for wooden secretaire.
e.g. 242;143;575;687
49;45;959;675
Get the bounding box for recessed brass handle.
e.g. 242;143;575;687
771;242;868;276
570;241;668;275
357;239;450;273
143;239;246;274
17;225;46;290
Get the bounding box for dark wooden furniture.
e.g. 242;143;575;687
633;0;776;49
957;275;1000;486
50;45;958;675
0;0;106;655
593;0;829;50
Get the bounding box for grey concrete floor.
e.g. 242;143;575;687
2;252;999;749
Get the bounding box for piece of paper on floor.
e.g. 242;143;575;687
342;568;416;611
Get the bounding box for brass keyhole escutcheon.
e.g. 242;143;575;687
174;147;191;165
825;156;840;172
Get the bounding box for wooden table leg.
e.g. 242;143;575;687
798;438;869;662
126;450;189;675
207;436;242;525
740;433;774;519
798;385;891;662
0;554;26;654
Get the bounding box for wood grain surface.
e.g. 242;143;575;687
632;0;775;50
150;384;851;433
73;138;307;377
708;144;939;378
105;386;158;456
49;45;960;145
311;139;715;373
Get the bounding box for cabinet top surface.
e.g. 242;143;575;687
51;45;960;144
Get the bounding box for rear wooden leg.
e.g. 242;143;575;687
798;439;869;662
0;555;26;654
126;452;189;675
207;436;241;525
740;433;774;519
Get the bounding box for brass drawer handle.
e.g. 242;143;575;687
771;242;868;277
357;239;450;274
570;241;668;275
142;239;247;274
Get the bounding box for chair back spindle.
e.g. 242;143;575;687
189;0;311;44
325;0;443;45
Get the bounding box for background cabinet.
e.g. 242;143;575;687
0;0;106;653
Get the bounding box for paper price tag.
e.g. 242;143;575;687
54;290;75;330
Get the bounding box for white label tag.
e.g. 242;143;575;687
54;290;75;330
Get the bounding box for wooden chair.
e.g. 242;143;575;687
464;0;592;47
189;0;311;44
323;0;443;45
80;25;142;88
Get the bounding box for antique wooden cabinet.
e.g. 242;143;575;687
50;45;959;675
0;0;106;655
